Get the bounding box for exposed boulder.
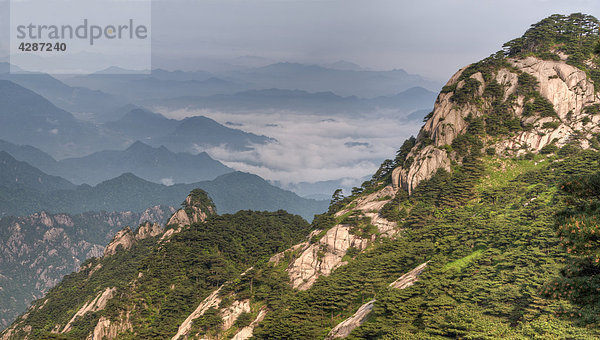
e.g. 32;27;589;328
103;228;135;256
135;221;162;240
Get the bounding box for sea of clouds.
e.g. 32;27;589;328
160;108;421;195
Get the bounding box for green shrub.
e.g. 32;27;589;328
542;121;560;129
540;144;558;154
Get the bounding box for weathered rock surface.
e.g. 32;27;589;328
392;56;600;194
87;312;132;340
389;262;429;289
288;186;399;291
62;287;116;333
326;262;428;339
327;300;375;339
163;190;216;242
167;192;215;227
103;228;136;256
231;308;267;340
0;207;174;330
135;221;163;240
221;299;251;331
172;287;223;340
104;221;164;257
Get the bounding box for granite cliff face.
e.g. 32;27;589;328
103;222;163;256
0;206;174;330
286;185;398;291
393;56;600;194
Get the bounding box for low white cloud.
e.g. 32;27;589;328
158;108;421;186
160;177;175;186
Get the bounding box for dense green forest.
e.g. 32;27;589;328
7;193;310;339
215;148;596;339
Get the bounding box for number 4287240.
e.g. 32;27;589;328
18;42;67;52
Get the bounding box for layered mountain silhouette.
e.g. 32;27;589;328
0;82;274;158
0;139;233;185
105;109;273;152
153;87;437;117
0;151;326;220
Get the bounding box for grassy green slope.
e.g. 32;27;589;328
247;150;600;339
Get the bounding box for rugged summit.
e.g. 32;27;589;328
393;49;600;193
167;189;216;227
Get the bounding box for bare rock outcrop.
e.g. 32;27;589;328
103;228;136;256
221;299;251;331
327;300;375;339
167;191;216;227
326;262;428;339
288;186;399;291
392;56;600;194
104;222;163;257
231;308;268;340
172;287;223;340
135;221;163;240
389;262;429;289
86;312;133;340
61;287;117;333
162;190;216;242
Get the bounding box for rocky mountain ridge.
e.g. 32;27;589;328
0;206;175;329
393;55;600;194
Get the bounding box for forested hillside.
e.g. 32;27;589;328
4;13;600;340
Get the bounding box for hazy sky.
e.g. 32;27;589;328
151;0;599;81
0;0;598;80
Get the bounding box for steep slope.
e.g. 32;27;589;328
105;110;273;153
5;13;600;340
1;191;310;339
0;69;129;123
103;109;180;141
0;137;234;186
0;139;58;172
159;116;273;153
0;206;175;330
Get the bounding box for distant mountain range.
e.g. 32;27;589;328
55;141;233;185
0;80;124;159
105;109;273;153
153;87;437;117
0;63;128;123
222;62;441;97
0;139;232;185
57;62;440;105
1;61;439;122
0;152;327;220
0;81;273;158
